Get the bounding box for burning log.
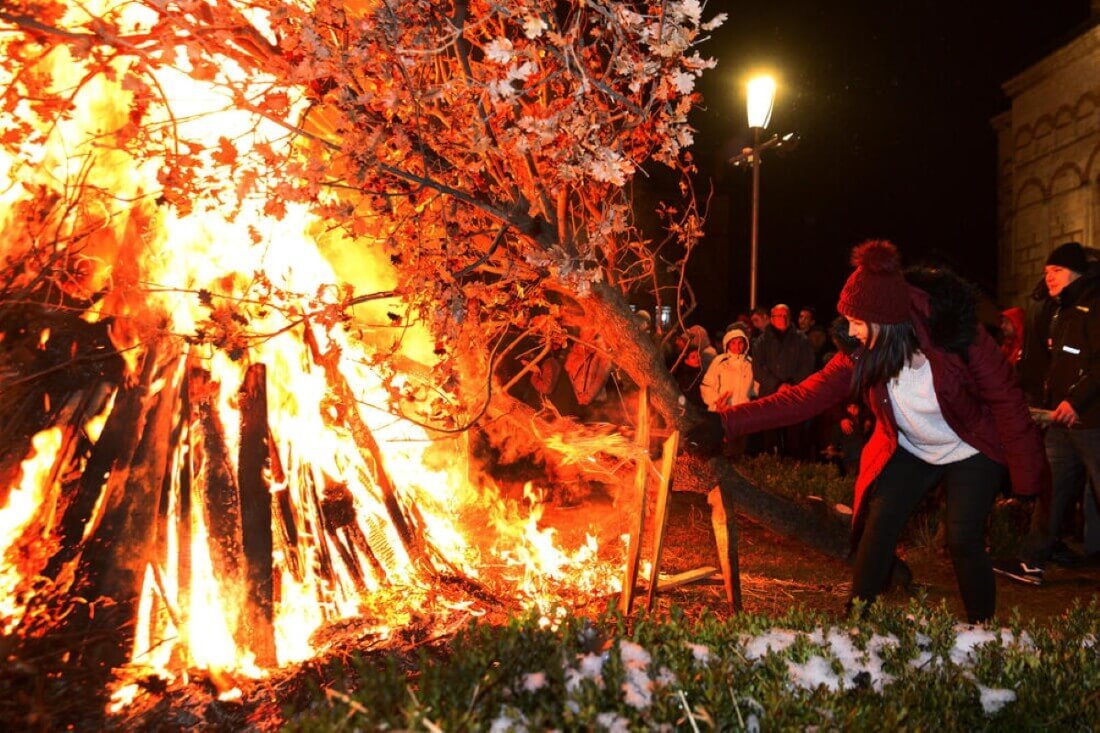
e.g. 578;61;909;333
176;372;194;664
68;342;183;670
0;308;123;505
44;348;158;583
265;426;304;584
645;430;680;613
320;480;368;592
21;384;110;544
188;365;245;596
302;465;339;598
302;326;427;571
319;480;387;589
237;363;276;667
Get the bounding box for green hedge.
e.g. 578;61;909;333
285;600;1100;731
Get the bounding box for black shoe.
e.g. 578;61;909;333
993;559;1044;587
1050;541;1083;567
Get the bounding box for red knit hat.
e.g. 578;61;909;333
836;240;910;324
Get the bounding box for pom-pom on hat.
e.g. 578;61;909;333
836;240;910;325
1045;241;1089;274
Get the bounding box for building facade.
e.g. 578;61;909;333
995;19;1100;307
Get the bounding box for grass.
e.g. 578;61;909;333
284;599;1100;731
735;453;1032;556
735;453;856;508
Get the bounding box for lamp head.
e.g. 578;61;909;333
746;75;776;129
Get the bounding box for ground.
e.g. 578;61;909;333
546;486;1100;625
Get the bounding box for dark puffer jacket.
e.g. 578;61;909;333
719;269;1050;532
751;325;815;397
1020;264;1100;428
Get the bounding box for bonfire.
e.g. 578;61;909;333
0;1;781;723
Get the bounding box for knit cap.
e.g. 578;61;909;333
1045;241;1089;274
836;240;910;324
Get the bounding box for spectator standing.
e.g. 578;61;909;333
997;242;1100;584
752;303;816;457
701;324;757;458
799;306;832;369
701;324;757;412
672;325;716;409
822;402;871;477
749;307;770;339
998;306;1026;369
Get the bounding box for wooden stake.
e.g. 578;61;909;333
655;566;719;591
237;363;276;667
708;485;743;612
619;386;649;615
645;430;680;612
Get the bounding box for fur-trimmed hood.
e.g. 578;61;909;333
904;267;979;359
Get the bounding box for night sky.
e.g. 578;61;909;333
680;0;1093;331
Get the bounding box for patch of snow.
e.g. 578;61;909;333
950;624;1000;666
742;629;799;660
974;682;1016;715
686;642;711;664
596;712;630;733
521;672;546;692
786;655;841;691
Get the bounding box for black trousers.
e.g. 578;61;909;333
851;447;1004;623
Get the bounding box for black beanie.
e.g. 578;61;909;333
1046;242;1089;274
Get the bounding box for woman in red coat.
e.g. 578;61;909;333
714;241;1049;622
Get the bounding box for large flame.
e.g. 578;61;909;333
0;0;628;690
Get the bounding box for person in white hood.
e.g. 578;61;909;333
700;324;757;412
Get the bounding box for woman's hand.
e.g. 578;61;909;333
684;412;725;458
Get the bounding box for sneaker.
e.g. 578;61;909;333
992;559;1044;587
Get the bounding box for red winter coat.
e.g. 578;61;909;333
719;284;1050;530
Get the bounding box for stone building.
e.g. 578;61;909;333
994;10;1100;307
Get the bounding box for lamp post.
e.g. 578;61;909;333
730;75;797;310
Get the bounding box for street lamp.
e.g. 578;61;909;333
730;74;798;310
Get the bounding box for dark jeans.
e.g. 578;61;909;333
1021;426;1100;565
851;448;1004;623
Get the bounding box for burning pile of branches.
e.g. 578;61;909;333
0;0;729;722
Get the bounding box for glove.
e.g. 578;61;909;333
683;411;726;458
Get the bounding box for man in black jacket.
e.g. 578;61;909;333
751;303;815;458
997;242;1100;585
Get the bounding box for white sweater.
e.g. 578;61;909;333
887;355;978;464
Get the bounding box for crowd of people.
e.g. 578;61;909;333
680;239;1099;623
671;301;862;468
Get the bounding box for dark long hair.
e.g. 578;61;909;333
850;320;919;397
